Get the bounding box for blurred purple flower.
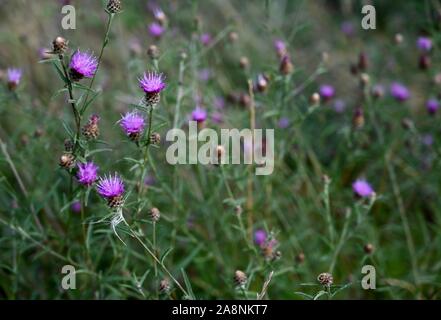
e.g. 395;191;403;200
148;22;164;38
7;68;22;87
254;229;267;246
390;82;410;102
71;200;82;213
273;39;287;57
192;107;207;123
76;162;98;186
426;98;439;115
278;117;290;129
341;21;355;37
319;84;335;100
417;37;432;52
144;174;156;186
352;179;374;198
198;68;212;82
333;99;346;113
211;111;223;124
422;134;434;146
200;33;212;46
214;96;225;110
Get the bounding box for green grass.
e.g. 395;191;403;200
0;0;441;299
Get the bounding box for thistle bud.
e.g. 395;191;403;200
256;74;269;93
228;31;239;43
59;153;75;169
317;272;333;287
64;139;74;152
295;252;305;264
150;207;160;222
360;73;370;88
310;92;320;106
106;0;122;14
52;36;68;54
239;56;249;70
150;132;161;145
419;54;431;70
82;114;100;139
352;106;365;129
239;93;251;108
159;279;171;294
214;145;225;165
358;52;368;71
234;270;247;287
394;33;403;45
147;45;160;60
234;205;242;215
364;243;374;254
352;107;364;129
279;55;294;75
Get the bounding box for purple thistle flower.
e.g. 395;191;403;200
352;179;374;198
198;68;212;82
341;21;355;37
319;84;335;101
76;162;98;186
96;174;125;200
390;82;410;102
69;50;98;80
422;134;434;146
211;111;223;124
333;99;346;113
200;33;212;46
71;200;82;213
7;68;22;87
278;117;290;129
426;98;439;115
417;37;432;52
254;229;267;246
214;96;225;110
139;71;166;94
273;39;287;57
144;174;156;186
148;22;164;38
191;107;207;123
119;111;145;136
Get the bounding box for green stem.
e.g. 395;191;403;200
130;229;190;298
80;13;115;115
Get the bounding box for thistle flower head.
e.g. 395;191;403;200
139;71;166;94
390;82;410;102
200;33;212;46
319;84;335;100
254;229;267;246
7;68;22;86
426;98;439;115
69;50;98;79
148;22;164;38
417;36;432;52
333;99;346;113
352;179;374;198
71;200;82;213
277;117;290;129
273;39;287;57
119;111;145;135
76;162;99;186
191;107;207;123
96;174;125;199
